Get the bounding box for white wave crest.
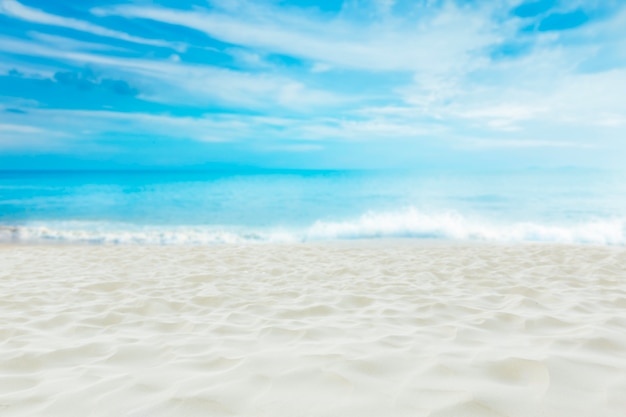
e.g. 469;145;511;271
306;208;626;245
1;208;624;245
0;223;297;245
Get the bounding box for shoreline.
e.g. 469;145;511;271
1;236;624;247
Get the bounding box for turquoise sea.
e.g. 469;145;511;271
1;169;625;245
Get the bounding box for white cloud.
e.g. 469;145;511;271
0;107;446;151
0;120;69;150
0;109;302;146
93;1;499;73
226;48;269;68
0;0;185;51
87;0;626;134
311;62;332;73
0;123;45;134
464;138;594;149
0;35;346;111
28;32;129;52
1;0;626;163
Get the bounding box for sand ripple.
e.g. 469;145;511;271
1;242;625;416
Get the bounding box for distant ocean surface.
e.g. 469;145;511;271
1;169;625;245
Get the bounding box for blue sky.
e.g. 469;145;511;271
0;0;625;169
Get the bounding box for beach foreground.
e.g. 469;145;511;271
1;242;625;417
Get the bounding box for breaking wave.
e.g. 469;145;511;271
306;208;626;245
1;208;624;245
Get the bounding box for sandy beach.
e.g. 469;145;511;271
1;242;625;417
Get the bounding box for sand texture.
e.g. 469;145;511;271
1;242;626;417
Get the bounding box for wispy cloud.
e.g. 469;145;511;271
464;138;594;149
0;123;45;134
0;35;346;111
28;32;130;52
0;0;184;51
0;0;625;168
93;1;500;73
89;0;626;128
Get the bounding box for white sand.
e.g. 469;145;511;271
1;242;626;417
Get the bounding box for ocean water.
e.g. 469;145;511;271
0;169;625;245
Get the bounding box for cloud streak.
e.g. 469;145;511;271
93;1;500;73
0;0;625;169
0;35;346;111
0;0;184;51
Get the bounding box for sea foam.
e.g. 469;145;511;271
306;207;626;245
1;207;624;245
